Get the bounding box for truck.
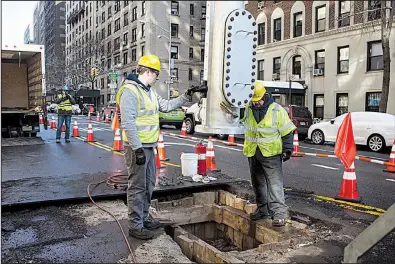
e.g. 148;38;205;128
1;44;47;138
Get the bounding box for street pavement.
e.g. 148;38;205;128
67;114;394;210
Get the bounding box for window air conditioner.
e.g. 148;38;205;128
201;14;206;19
171;10;178;15
272;73;280;80
313;69;323;76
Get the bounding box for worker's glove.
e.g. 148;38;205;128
135;148;146;165
185;85;208;97
282;150;292;162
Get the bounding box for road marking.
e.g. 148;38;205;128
385;179;395;183
301;146;387;161
313;195;386;213
165;142;198;148
164;134;243;152
311;164;339;170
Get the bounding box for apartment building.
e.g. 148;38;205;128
66;0;206;108
247;0;395;120
24;25;33;44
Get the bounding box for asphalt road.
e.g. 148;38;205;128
57;114;395;210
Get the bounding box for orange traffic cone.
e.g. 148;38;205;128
384;140;395;173
155;147;166;168
227;134;236;146
158;130;169;161
84;121;96;142
335;162;361;203
291;130;303;157
96;112;100;122
72;120;80;137
50;116;57;129
179;120;187;136
105;114;110;124
206;136;220;172
62;124;66;132
39;114;43;124
111;110;120;131
112;128;123;152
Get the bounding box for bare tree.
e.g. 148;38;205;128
336;0;394;112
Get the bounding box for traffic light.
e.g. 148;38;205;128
91;68;97;77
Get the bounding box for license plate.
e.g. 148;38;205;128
300;122;306;126
22;126;32;131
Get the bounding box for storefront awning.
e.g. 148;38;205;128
76;89;100;98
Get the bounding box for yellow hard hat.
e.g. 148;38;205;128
138;54;161;72
251;81;266;102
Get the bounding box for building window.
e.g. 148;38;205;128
101;95;104;104
108;23;112;36
101;1;105;7
190;4;194;15
273;57;281;80
107;41;112;54
200;70;204;84
273;18;281;41
190;26;194;38
189;47;193;59
115;1;121;12
188;68;193;80
114;54;120;65
171;1;179;15
258;60;264;80
123;32;128;45
124;1;129;7
115;18;121;32
202;5;206;18
124;12;129;26
201;27;205;41
292;56;302;78
338;0;350;27
293;12;303;37
171;46;178;59
101;28;106;39
101;78;105;89
367;41;383;71
171;24;179;38
201;48;204;61
142;1;146;16
258;23;265;45
170;68;178;79
108;6;112;18
141;45;145;56
314;94;324;119
114;37;120;49
132;28;137;42
107;94;111;102
132;7;137;21
101;11;105;23
131;48;136;61
316;5;326;32
368;0;381;21
365;92;381;112
123;52;128;65
337;46;349;74
315;50;325;75
107;58;111;70
336;93;348;116
141;23;145;38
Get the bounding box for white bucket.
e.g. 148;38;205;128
180;153;198;176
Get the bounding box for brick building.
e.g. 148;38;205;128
247;0;395;120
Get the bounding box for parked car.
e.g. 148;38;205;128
100;102;119;121
308;112;395;152
72;105;81;115
283;105;313;139
159;108;185;129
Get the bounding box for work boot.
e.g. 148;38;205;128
144;219;163;230
56;139;61;143
250;210;271;221
65;139;70;143
128;227;154;240
272;219;286;227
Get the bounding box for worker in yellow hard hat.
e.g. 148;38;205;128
240;80;296;227
116;54;203;240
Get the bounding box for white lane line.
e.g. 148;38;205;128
300;146;333;153
385;179;395;183
165;142;197;148
311;164;339;170
301;145;387;161
164;134;243;152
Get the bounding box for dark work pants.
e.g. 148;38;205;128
124;143;156;230
248;148;288;220
56;115;72;140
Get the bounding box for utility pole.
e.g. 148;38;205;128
90;67;98;108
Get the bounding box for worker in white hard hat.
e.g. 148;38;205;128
116;54;206;240
241;81;296;227
55;86;76;143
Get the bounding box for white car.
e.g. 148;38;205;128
308;112;395;152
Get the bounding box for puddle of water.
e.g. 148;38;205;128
2;227;37;249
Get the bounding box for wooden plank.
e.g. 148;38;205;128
225;192;237;207
234;198;247;211
222;208;239;231
193;239;207;263
212;204;224;224
205;222;216;240
226;226;234;242
151;205;214;225
193;192;217;205
195;223;206;240
204;243;221;263
255;223;281;243
177;235;195;260
244;203;257;215
157;201;173;211
233;229;244;250
219;190;227;205
242;234;255;250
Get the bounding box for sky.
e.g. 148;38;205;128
2;1;38;45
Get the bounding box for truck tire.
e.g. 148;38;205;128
185;116;195;134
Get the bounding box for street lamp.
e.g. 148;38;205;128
138;16;172;100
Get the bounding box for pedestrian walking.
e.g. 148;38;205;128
241;81;296;227
55;86;76;143
116;54;204;239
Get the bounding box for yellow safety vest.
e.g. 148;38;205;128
57;94;72;111
115;82;159;143
241;102;296;157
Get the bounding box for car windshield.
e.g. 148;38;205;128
292;107;311;118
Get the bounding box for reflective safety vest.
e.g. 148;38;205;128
115;82;160;144
241;102;296;158
57;94;72;112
